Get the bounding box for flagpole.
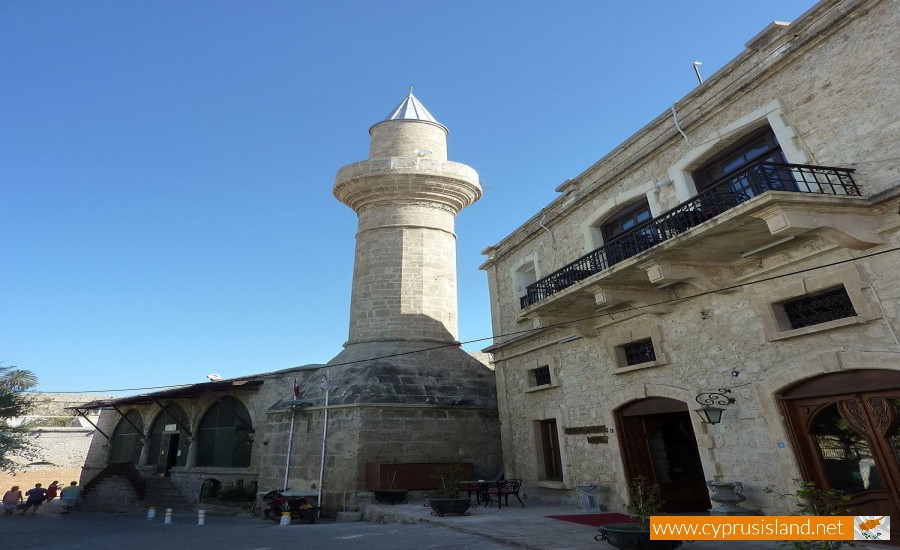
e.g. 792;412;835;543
316;372;330;515
283;406;296;490
284;378;300;490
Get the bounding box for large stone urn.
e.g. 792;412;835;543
706;480;747;515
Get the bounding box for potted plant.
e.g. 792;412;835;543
766;479;852;550
596;476;681;549
426;465;472;517
372;471;408;505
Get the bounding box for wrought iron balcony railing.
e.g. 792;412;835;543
520;161;858;309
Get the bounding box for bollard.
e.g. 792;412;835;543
147;507;156;520
164;508;173;524
279;511;291;526
197;509;205;526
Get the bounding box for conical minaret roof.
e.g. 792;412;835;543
373;88;448;133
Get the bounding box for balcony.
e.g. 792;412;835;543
520;161;860;309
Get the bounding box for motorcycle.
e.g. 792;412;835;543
262;490;317;523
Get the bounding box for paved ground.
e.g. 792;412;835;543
363;499;886;550
1;500;517;550
2;498;886;550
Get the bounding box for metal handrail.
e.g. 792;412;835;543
520;161;858;308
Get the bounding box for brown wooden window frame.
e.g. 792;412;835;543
539;419;563;482
692;126;787;193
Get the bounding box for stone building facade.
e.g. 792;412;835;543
79;91;500;513
480;0;900;524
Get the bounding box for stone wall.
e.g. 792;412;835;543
1;393;104;496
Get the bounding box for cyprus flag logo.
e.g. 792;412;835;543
854;516;890;541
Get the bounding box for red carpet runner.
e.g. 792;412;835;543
546;512;634;527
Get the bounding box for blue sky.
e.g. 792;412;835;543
1;1;817;393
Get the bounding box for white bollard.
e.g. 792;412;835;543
197;509;205;526
164;508;173;524
147;507;156;520
279;511;291;526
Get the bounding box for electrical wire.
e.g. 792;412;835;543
25;245;900;395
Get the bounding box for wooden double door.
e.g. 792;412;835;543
616;397;712;513
781;370;900;542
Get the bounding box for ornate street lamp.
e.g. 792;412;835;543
695;389;736;424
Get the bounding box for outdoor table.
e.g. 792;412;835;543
459;480;503;509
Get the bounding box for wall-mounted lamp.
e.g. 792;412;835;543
695;389;736;424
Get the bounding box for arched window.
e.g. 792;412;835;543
196;396;253;467
147;404;190;471
599;199;655;266
109;410;144;464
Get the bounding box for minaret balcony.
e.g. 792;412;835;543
333;157;481;213
519;162;877;319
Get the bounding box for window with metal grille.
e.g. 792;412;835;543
782;287;857;330
529;365;552;387
620;339;656;366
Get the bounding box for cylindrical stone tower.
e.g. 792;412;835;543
333;90;482;349
279;92;500;512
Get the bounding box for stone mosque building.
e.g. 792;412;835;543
77;91;500;513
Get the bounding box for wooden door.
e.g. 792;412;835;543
781;370;900;543
616;398;712;513
157;433;180;477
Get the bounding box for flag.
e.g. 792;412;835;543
293;378;300;399
319;371;331;391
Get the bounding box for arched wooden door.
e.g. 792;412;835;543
781;370;900;542
615;397;711;513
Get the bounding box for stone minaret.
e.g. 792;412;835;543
281;91;500;509
333;90;482;358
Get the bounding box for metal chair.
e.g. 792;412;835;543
486;479;524;508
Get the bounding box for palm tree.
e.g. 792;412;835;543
0;364;38;471
0;366;38;390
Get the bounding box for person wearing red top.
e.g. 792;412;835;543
45;481;59;502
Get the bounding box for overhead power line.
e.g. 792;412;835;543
28;245;900;395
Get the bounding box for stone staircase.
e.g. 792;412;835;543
137;476;195;512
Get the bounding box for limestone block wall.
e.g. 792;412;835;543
81;475;138;512
493;242;899;510
349;200;460;344
256;348;501;512
369;119;448;161
256;404;501;511
481;0;900;513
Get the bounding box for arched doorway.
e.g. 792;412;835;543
780;369;900;538
615;397;711;512
147;403;190;476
